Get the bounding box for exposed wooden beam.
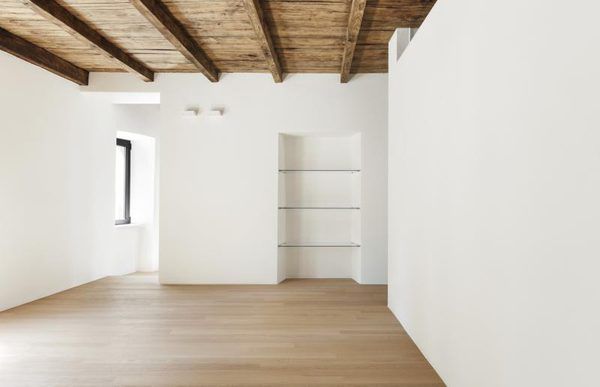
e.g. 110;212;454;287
340;0;367;83
242;0;283;83
130;0;219;82
24;0;154;82
0;27;88;85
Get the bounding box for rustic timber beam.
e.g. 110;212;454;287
24;0;154;82
130;0;219;82
242;0;283;83
340;0;367;83
0;27;88;85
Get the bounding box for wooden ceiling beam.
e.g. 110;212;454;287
130;0;219;82
242;0;283;83
0;27;88;85
24;0;154;82
340;0;367;83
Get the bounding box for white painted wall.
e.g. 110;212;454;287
83;73;388;284
0;52;156;311
388;1;600;386
156;74;387;284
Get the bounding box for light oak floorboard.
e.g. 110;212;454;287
0;273;444;386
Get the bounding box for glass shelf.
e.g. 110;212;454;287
278;206;360;210
278;242;361;248
279;169;360;173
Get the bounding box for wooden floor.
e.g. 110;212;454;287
0;274;444;386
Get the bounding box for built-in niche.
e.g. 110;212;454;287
277;133;361;282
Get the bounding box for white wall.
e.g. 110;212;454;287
388;1;600;386
158;74;387;284
84;72;388;284
1;58;386;312
0;52;155;311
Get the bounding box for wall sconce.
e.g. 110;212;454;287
207;108;224;118
182;107;224;119
182;108;199;117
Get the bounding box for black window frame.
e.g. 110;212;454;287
115;138;132;225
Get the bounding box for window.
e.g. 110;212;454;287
115;138;131;225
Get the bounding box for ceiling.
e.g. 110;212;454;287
0;0;436;82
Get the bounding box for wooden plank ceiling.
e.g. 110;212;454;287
0;0;435;83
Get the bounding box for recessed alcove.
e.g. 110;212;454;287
278;133;362;282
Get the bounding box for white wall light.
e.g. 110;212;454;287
182;108;199;117
207;108;224;118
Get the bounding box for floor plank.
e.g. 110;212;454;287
0;273;444;386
